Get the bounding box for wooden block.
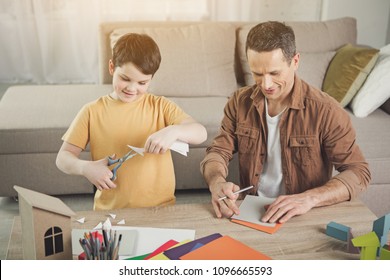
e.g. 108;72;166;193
352;231;380;260
373;214;390;253
373;213;390;256
347;231;360;254
379;246;390;260
326;221;350;241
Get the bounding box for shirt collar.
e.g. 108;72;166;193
289;75;305;110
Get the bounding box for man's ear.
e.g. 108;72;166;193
108;59;115;75
292;52;300;70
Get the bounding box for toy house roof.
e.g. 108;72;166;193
14;185;75;217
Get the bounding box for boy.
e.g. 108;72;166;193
56;33;207;210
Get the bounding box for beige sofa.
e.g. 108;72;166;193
0;17;389;216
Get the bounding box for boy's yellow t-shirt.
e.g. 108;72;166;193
62;93;189;210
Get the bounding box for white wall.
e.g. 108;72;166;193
322;0;390;48
210;0;390;48
1;0;389;84
209;0;323;21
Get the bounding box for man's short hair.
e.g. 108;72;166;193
112;33;161;75
246;21;296;64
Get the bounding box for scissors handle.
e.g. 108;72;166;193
107;157;118;166
107;151;138;180
111;165;120;181
107;156;121;180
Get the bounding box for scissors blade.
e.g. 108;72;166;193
127;145;145;156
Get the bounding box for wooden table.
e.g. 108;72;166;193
6;199;383;260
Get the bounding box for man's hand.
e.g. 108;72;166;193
261;193;317;223
210;182;241;218
81;157;116;191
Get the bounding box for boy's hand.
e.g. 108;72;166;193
144;126;179;154
81;157;116;191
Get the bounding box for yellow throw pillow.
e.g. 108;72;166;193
322;44;379;107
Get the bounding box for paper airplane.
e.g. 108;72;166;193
127;145;144;156
170;140;189;156
117;219;125;225
128;140;189;157
76;217;85;224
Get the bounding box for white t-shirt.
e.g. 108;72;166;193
257;100;286;198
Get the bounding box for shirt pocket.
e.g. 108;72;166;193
235;125;259;154
289;135;316;166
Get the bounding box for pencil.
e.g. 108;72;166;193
218;185;254;201
112;234;122;260
102;229;108;248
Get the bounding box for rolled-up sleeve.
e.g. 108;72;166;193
322;103;371;198
200;93;239;179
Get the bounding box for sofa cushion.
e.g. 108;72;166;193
0;85;113;154
0;85;227;154
350;44;390;117
323;44;379;107
110;23;237;98
237;17;357;87
348;108;390;185
169;96;228;147
381;98;390;115
296;51;336;90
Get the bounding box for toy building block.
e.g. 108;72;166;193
372;213;390;256
347;231;360;254
352;231;380;260
379;245;390;260
326;221;350;241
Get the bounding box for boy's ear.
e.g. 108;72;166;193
108;59;115;75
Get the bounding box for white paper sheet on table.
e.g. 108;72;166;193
117;226;195;257
231;195;277;228
128;140;189;156
71;226;195;259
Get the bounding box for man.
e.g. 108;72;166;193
200;21;370;223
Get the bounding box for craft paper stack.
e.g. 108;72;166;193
126;233;271;260
179;234;272;260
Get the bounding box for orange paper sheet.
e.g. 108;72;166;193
180;235;271;260
231;218;282;234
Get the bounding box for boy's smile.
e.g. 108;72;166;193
109;61;152;103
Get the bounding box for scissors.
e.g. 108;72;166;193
108;146;144;180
